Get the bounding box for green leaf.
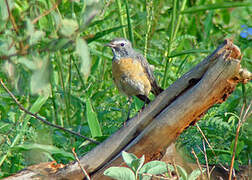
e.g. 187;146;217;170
29;94;49;113
30;56;50;95
222;9;230;25
86;98;102;137
203;11;213;40
104;167;136;180
79;0;102;31
26;19;34;35
230;139;245;157
124;0;134;45
13;143;74;160
130;154;145;173
47;38;71;52
122;151;139;169
181;2;252;14
86;25;126;43
0;38;17;56
76;37;91;80
0;0;14;21
139;160;169;175
18;57;37;70
29;30;45;45
176;164;188;180
188;168;206;180
60;18;78;37
169;49;210;58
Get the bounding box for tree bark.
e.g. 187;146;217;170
4;39;251;180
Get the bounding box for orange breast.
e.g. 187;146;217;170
112;58;151;96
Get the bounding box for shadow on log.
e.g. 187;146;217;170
5;39;251;180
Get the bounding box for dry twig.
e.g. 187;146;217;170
172;159;179;179
72;148;91;180
196;123;229;172
191;148;204;177
32;0;61;24
228;101;252;180
202;140;210;180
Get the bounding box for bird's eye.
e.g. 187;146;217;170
120;43;125;47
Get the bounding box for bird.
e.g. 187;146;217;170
105;38;163;120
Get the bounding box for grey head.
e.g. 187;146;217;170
105;38;134;60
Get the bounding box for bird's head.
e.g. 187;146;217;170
105;38;133;60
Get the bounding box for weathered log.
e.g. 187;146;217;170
4;39;251;180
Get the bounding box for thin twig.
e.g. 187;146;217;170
142;173;174;180
4;0;19;35
4;0;24;51
32;0;61;24
191;148;204;177
172;159;179;179
72;148;91;180
202;140;210;180
228;101;252;180
167;163;173;178
196;123;228;172
0;79;99;144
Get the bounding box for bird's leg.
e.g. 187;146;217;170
140;98;148;111
125;97;133;123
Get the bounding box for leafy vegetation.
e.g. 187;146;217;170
0;0;251;178
104;151;205;180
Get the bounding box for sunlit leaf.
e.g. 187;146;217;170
60;18;78;37
0;0;14;21
122;151;138;168
29;30;45;45
139;160;169;175
76;37;91;79
3;61;15;80
176;164;188;180
0;38;16;56
188;168;206;180
104;167;136;180
30;56;50;95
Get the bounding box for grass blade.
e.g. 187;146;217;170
124;0;134;46
181;2;252;14
86;98;102;137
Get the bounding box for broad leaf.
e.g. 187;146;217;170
60;19;78;37
176;164;188;180
122;151;138;169
14;143;74;160
76;37;91;80
104;167;136;180
30;56;50;95
188;168;206;180
86;98;102;137
139;160;169;174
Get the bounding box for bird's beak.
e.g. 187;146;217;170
104;42;116;48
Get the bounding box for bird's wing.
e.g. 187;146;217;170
135;53;163;96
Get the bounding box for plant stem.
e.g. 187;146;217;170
162;0;177;87
116;0;127;38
